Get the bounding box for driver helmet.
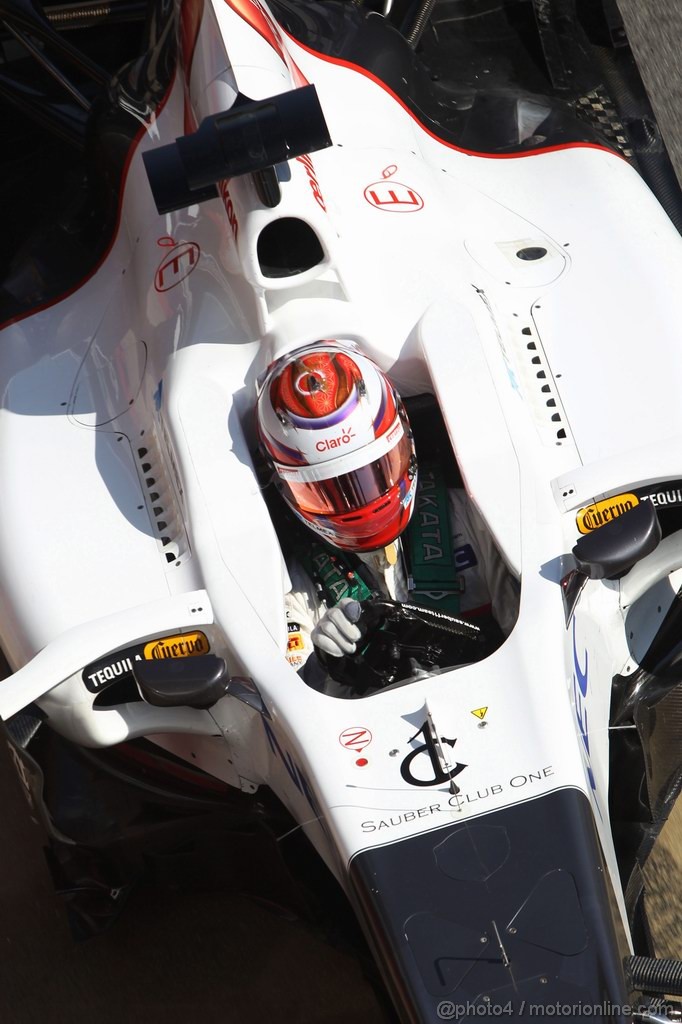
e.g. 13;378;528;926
257;341;417;552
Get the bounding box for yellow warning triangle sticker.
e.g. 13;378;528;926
471;707;488;720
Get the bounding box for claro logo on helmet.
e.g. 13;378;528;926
316;427;355;452
576;493;639;534
143;631;209;660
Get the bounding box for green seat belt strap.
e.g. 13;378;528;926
299;540;374;606
404;464;463;614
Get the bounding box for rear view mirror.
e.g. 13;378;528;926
143;85;332;214
134;654;230;709
572;500;661;580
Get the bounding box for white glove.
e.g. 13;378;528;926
311;598;363;658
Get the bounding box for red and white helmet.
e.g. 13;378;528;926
257;342;417;552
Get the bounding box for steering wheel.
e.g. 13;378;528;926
322;597;487;695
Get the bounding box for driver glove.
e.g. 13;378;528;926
311;598;362;658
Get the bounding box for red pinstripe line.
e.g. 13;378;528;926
283;31;623;162
0;71;177;334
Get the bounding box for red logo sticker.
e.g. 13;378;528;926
297;154;326;211
218;181;239;241
364;182;424;212
315;427;355;452
154;242;200;292
339;727;373;753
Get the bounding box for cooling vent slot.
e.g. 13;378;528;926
476;286;570;448
94;679;142;707
476;287;568;447
519;323;569;446
135;428;190;567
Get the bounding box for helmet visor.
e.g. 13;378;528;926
279;431;414;516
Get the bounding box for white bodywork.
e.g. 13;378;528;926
2;0;682;947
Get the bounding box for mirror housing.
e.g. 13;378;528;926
143;85;332;214
572;499;661;580
134;654;229;709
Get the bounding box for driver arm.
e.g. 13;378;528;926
284;559;325;670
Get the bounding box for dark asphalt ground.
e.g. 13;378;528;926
0;723;387;1024
2;3;681;1022
0;644;386;1023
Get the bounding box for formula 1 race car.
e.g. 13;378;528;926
2;0;682;1020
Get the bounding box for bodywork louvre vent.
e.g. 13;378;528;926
134;427;190;568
